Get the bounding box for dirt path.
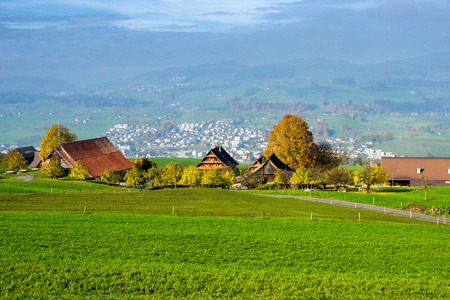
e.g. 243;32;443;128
256;194;447;224
13;173;38;181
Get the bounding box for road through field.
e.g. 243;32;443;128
256;194;448;224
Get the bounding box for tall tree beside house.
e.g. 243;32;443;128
161;163;184;187
69;161;90;180
39;124;78;161
201;168;221;188
41;159;63;180
220;169;236;187
354;165;389;193
264;114;315;170
5;149;28;170
274;171;290;189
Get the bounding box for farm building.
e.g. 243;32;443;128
381;157;450;186
196;146;239;170
249;153;293;182
15;146;41;168
248;156;265;172
44;137;133;178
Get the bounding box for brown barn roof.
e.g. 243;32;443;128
197;146;239;169
251;153;293;175
381;157;450;184
52;137;133;178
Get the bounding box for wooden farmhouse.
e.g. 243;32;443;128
250;153;293;182
381;157;450;186
15;146;41;168
44;137;133;178
248;156;265;172
197;146;239;170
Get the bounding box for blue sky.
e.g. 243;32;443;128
1;0;449;85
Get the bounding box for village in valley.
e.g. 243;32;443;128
105;120;396;164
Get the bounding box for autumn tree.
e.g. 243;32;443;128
100;168;122;186
326;167;353;191
220;169;236;187
290;167;312;189
309;166;328;189
354;165;389;193
39;124;78;161
68;160;90;180
5;149;28;170
180;166;203;187
274;171;290;189
41;159;63;180
124;166;145;188
201;168;221;188
161;162;184;187
0;152;7;168
147;167;161;187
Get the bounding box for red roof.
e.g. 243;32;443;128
54;137;133;178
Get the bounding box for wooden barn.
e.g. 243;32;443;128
197;146;239;170
15;146;41;168
250;153;293;182
248;156;265;172
44;137;133;178
381;157;450;186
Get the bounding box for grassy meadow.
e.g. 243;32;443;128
1;184;450;299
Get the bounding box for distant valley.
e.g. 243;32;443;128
0;54;449;160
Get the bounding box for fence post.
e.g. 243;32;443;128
410;210;412;218
311;212;313;220
359;212;361;222
172;206;175;215
373;197;374;205
262;211;265;219
84;206;86;213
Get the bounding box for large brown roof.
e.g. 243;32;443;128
251;153;293;175
381;157;450;182
54;137;133;178
197;146;239;169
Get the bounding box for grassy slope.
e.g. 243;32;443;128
1;186;450;298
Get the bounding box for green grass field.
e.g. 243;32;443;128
251;186;450;213
1;187;450;299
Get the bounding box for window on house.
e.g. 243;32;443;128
417;166;421;174
448;167;450;175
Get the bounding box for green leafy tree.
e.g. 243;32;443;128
69;160;90;180
134;158;156;171
39;124;78;161
354;165;389;193
41;159;63;180
124;166;145;188
147;167;161;187
290;167;312;189
100;168;123;186
264;114;315;170
326;167;353;191
5;149;28;170
419;175;431;201
310;166;328;189
180;166;203;187
352;156;363;166
312;141;341;170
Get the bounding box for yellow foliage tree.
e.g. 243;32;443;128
39;124;78;161
6;149;28;170
264;114;315;170
69;160;90;180
354;165;389;193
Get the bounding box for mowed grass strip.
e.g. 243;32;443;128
1;213;449;299
0;188;437;225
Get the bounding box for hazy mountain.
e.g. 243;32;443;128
0;77;80;94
